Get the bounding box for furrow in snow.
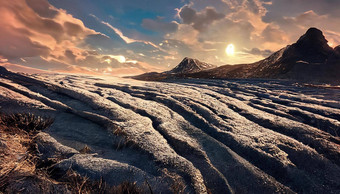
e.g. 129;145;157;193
1;73;208;193
95;84;294;193
95;82;340;193
175;79;340;121
102;88;233;194
249;98;340;136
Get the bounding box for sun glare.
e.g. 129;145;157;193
109;55;126;63
226;44;235;56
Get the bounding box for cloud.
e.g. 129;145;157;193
164;3;261;65
0;26;51;59
165;0;340;66
246;48;273;57
25;0;58;18
164;1;278;65
3;0;340;73
101;21;138;44
324;31;340;48
166;24;200;46
261;24;289;43
64;49;77;63
239;0;267;15
0;0;159;75
263;0;340;19
89;14;162;49
261;0;340;46
199;18;255;45
0;0;97;65
83;34;123;50
263;10;340;46
178;5;225;31
64;22;83;36
142;17;179;33
1;61;50;74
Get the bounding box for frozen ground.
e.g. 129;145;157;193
0;71;339;193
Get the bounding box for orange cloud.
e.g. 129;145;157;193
1;62;49;74
0;0;97;64
0;0;159;75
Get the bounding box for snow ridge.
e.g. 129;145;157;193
0;72;339;193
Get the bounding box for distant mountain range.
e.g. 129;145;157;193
133;28;340;84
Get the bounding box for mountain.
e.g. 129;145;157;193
168;57;217;74
244;27;338;79
133;28;340;84
132;57;216;81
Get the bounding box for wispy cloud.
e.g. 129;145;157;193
89;14;161;49
101;21;138;44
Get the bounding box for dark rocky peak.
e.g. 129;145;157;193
0;66;8;74
334;45;340;54
329;45;340;60
283;27;334;63
296;28;328;47
169;57;217;74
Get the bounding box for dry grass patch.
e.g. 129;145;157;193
0;113;149;193
0;113;62;193
53;169;146;194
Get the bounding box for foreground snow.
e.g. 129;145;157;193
0;71;339;193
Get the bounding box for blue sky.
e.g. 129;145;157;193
1;0;340;75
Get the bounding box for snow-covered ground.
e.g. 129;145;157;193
0;71;339;193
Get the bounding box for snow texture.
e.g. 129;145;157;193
0;71;339;193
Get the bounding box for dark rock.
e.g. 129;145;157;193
79;145;92;154
35;132;79;161
0;66;8;73
333;46;340;59
288;27;333;63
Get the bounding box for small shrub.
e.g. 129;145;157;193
56;169;145;194
0;113;54;132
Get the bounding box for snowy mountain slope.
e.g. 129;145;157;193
0;69;339;193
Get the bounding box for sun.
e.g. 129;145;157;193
226;44;235;56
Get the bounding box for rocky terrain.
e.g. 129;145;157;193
133;28;340;85
0;66;339;193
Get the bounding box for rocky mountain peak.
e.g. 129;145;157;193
334;45;340;53
0;66;8;74
169;57;217;74
285;27;333;63
296;27;328;46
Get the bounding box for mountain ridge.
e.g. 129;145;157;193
133;27;340;84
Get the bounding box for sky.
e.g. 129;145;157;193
0;0;340;75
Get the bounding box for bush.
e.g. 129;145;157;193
0;113;54;132
57;169;145;194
